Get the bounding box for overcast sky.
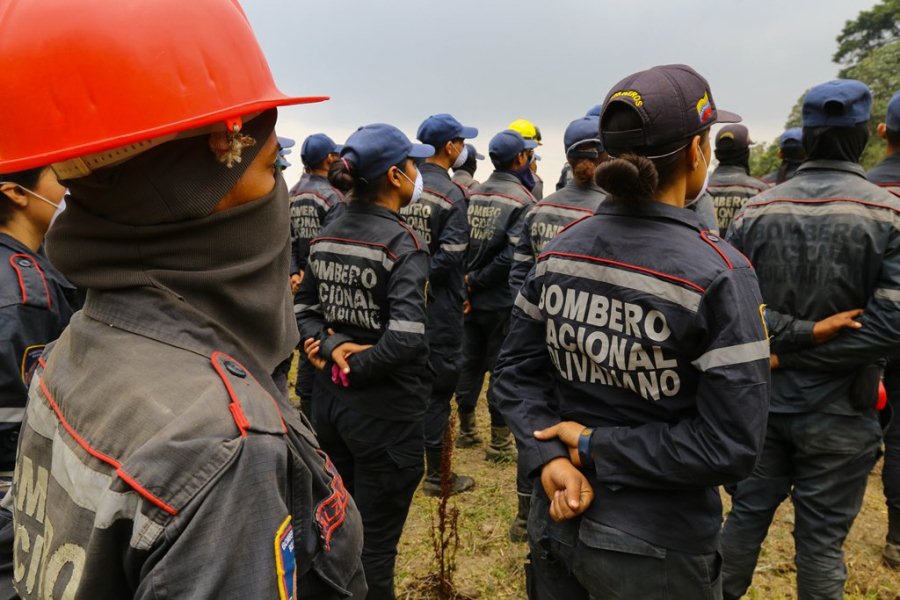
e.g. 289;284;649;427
242;0;880;187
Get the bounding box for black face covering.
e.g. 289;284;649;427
802;123;869;164
714;147;750;172
45;110;298;372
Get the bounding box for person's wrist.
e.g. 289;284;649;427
577;427;594;467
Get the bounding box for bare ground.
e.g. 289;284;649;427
394;402;900;600
288;360;899;599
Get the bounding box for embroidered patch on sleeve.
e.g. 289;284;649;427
21;345;45;387
274;516;296;600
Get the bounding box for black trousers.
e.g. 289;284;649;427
311;384;424;600
423;345;461;451
525;485;721;599
454;309;509;426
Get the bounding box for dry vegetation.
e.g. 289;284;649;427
289;360;900;599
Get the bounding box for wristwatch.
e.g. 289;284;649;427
577;427;594;467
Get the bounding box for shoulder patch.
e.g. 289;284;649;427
21;344;45;387
274;516;296;600
9;254;52;309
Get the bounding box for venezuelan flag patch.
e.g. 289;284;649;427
274;516;296;600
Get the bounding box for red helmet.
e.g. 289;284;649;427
0;0;327;174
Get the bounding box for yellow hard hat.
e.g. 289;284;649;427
508;119;542;144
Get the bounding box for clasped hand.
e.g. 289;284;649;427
533;421;596;522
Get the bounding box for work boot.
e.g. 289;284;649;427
885;508;900;570
485;426;517;463
456;411;482;448
509;492;531;543
423;448;475;497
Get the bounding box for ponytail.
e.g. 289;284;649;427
594;154;659;199
326;156;408;204
327;157;355;194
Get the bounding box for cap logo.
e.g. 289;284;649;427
696;92;713;124
719;132;734;140
611;90;644;107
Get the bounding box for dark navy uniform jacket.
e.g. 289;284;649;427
509;180;607;294
451;170;479;193
296;203;431;421
494;200;770;554
289;173;344;275
868;152;900;195
704;165;769;233
465;171;534;313
728;160;900;414
399;163;469;352
0;234;77;471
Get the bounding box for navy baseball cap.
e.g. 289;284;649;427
780;128;803;148
601;64;741;152
465;144;485;160
488;129;538;166
564;116;603;154
802;79;872;128
416;114;478;147
301;133;342;167
341;124;434;182
585;104;602;117
886;91;900;131
715;125;752;151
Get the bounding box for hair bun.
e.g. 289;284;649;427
595;153;658;199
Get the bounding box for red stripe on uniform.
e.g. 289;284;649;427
310;236;399;261
35;358;178;516
540;251;707;293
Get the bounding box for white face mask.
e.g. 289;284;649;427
450;143;469;169
398;168;424;205
684;148;710;208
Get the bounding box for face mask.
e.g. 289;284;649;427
684;148;710;208
511;161;536;191
398;167;424;205
450;143;469;169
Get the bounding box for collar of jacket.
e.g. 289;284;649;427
420;162;451;181
489;170;526;185
713;164;750;177
345;201;403;220
796;159;867;178
594;198;707;232
563;179;607;195
81;286;279;391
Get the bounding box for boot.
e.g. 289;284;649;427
423;448;475;497
885;507;900;569
485;426;517;463
456;411;482;448
509;492;531;543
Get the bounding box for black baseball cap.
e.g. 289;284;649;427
600;64;740;153
715;124;752;151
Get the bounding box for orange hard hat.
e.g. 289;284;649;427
0;0;327;174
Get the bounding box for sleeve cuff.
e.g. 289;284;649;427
319;333;353;360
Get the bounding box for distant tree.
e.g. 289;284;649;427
843;40;900;168
834;0;900;69
749;140;781;178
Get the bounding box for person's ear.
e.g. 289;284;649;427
386;166;403;189
689;134;703;170
878;122;888;141
0;183;28;208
